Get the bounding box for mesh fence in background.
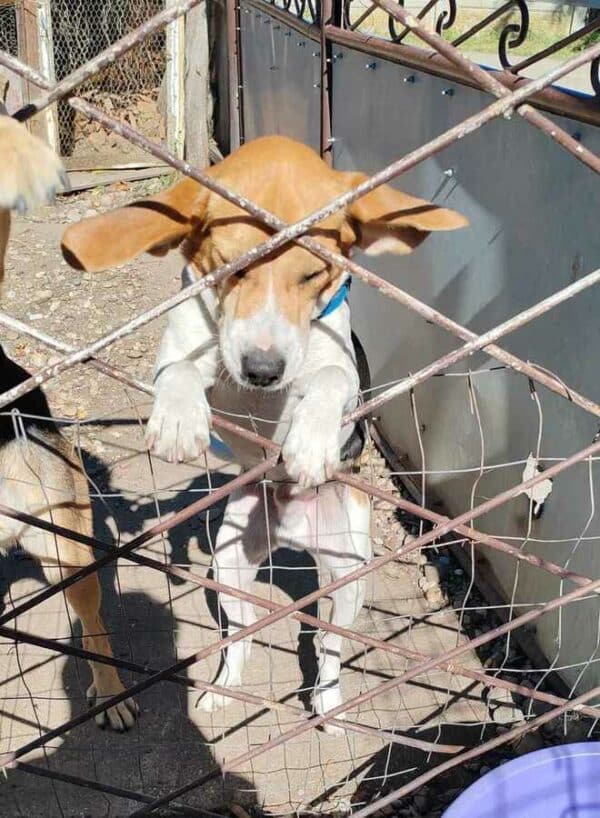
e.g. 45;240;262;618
0;5;18;58
50;0;167;159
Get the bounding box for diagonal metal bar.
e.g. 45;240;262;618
2;42;600;418
3;496;600;724
12;762;211;816
0;625;461;754
371;0;600;175
128;572;600;815
350;683;600;818
0;309;286;454
0;455;279;627
12;0;206;122
345;266;600;424
4;433;600;769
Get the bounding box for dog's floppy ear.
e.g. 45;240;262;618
338;171;468;256
61;177;209;272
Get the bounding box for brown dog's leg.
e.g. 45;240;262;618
63;562;138;731
52;451;138;732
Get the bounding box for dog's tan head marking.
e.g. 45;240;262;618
61;135;467;389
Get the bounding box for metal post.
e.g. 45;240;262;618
227;0;242;148
320;0;332;162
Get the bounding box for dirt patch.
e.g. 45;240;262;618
1;179;179;461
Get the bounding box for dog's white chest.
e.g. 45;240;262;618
209;379;301;468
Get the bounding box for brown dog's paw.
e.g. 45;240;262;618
0;116;67;213
87;682;139;732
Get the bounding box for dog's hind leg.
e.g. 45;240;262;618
310;484;371;734
198;484;268;712
60;562;138;731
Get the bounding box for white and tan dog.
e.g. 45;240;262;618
0;108;137;731
62;136;467;727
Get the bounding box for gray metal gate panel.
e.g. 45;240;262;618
332;45;600;691
239;3;320;151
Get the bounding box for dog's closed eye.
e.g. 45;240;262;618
301;270;327;284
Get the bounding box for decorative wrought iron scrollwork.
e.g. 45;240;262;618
498;0;529;69
306;0;319;24
287;0;600;100
435;0;456;37
592;57;600;99
387;0;405;44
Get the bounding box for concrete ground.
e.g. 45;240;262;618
0;432;506;817
0;190;512;817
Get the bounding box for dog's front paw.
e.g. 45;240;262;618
0;117;67;212
87;683;138;732
146;378;211;463
282;402;341;488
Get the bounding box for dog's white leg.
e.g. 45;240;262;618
198;485;268;712
311;484;371;735
283;364;358;488
146;294;218;463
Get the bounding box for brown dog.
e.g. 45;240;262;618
0;109;137;730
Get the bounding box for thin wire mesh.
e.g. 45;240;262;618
1;0;600;815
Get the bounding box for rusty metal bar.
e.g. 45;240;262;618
0;309;286;455
0;625;460;754
2;47;600;422
0;454;279;627
3;494;600;727
372;0;600;176
4;433;600;769
350;683;600;818
12;0;206;122
344;266;600;425
128;571;600;815
336;471;594;590
324;24;600;128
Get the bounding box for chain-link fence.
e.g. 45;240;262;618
50;0;167;158
0;5;18;58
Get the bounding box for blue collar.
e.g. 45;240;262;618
317;277;351;319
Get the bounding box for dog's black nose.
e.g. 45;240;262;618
241;349;285;387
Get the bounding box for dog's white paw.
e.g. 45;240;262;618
282;402;341;488
0;117;67;212
146;378;211;463
313;685;346;735
87;683;138;732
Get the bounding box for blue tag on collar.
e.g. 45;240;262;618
317;277;351;319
